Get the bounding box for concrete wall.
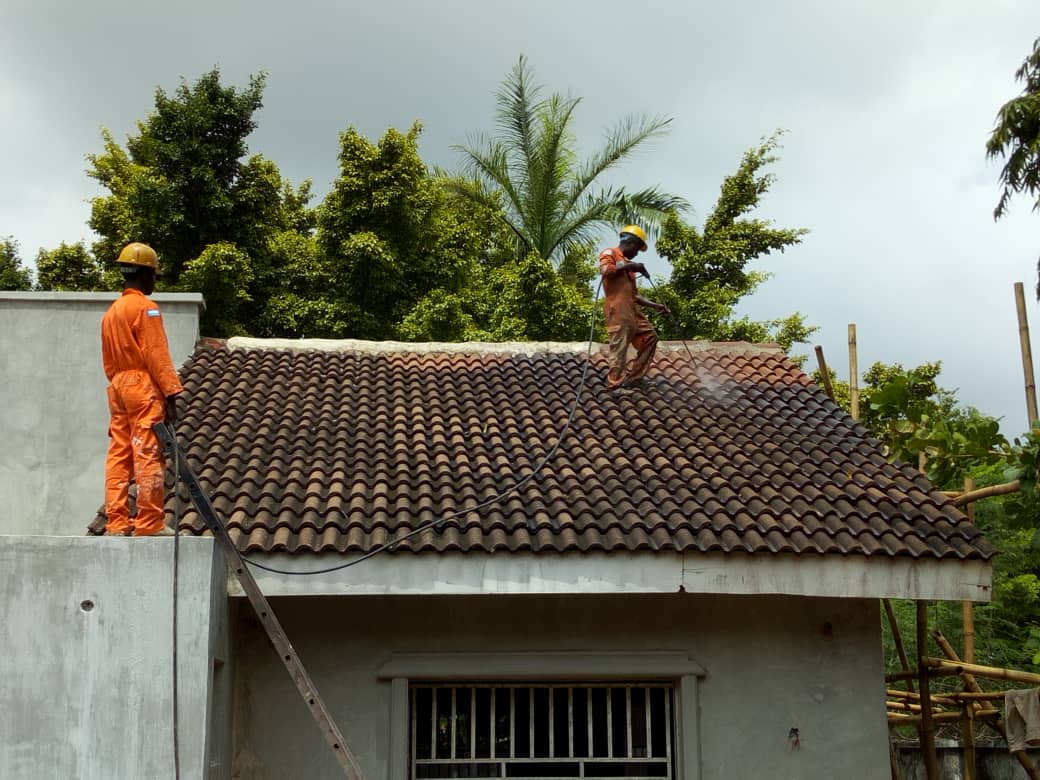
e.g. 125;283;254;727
232;592;889;780
896;741;1040;779
0;292;203;536
0;535;228;780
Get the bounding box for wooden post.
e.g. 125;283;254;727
962;476;976;664
849;324;860;420
1015;282;1039;428
814;346;836;401
917;602;939;780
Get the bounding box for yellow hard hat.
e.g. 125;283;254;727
116;242;161;276
619;224;648;251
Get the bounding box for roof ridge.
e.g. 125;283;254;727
223;337;784;355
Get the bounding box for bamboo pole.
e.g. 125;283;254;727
945;691;1008;701
888;734;901;780
933;630;1040;780
1016;282;1039;428
887;690;959;707
814;346;836;401
963;476;976;665
888;709;999;725
963;702;977;780
923;657;1040;686
950;480;1021;506
887;699;958;713
883;599;916;694
917;602;939;780
849;324;860;420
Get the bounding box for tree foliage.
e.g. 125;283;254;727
308;123;488;339
987;37;1040;297
86;68;276;283
652;131;814;353
449;56;688;263
0;237;32;290
987;37;1040;221
34;241;111;291
812;360;1009;489
829;363;1040;678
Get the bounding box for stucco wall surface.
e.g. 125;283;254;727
0;292;203;536
0;535;227;780
232;592;889;780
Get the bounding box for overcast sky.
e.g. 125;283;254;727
3;1;1039;434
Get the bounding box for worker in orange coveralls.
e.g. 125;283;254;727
101;243;183;536
599;225;670;389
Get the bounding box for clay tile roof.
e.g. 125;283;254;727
89;339;996;561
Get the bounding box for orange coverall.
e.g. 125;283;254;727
599;246;659;387
101;289;183;536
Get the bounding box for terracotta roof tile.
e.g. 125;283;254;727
87;341;996;560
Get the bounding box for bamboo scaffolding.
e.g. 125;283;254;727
933;630;1040;780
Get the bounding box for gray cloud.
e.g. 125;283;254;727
3;0;1039;432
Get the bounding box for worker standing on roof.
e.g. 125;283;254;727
100;242;183;537
599;225;670;389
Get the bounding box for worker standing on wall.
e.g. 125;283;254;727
101;243;183;537
599;225;670;389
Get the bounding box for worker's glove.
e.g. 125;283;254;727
165;394;180;426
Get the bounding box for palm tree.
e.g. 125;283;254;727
447;56;688;263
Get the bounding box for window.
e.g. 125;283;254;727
410;683;675;779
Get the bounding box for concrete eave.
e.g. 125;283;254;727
0;291;205;307
231;550;993;601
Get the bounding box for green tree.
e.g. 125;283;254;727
986;37;1040;295
653;132;814;352
312;123;488;339
179;242;254;336
988;37;1040;220
86;68;320;337
87;68;270;284
34;241;111;291
812;360;1008;489
0;237;32;290
449;56;688;263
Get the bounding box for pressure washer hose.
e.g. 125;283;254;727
171;421;181;780
241;279;605;577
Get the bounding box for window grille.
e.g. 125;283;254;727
409;683;674;779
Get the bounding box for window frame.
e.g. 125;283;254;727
376;652;705;780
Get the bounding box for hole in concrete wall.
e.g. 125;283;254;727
821;621;833;638
80;600;95;612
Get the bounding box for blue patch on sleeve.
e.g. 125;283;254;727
146;309;161;318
